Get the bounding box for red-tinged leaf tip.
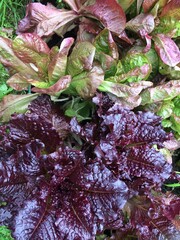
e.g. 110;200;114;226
59;38;74;55
32;75;72;96
82;0;126;36
14;33;50;54
154;34;180;67
142;0;158;13
160;0;180;20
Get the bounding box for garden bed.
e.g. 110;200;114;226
0;0;180;239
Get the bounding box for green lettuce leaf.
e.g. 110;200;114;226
0;93;39;122
93;29;118;78
0;83;13;100
67;64;104;98
154;16;180;38
93;29;119;60
32;75;72;97
173;96;180;116
159;60;180;79
108;52;151;83
63;97;95;122
98;81;153;109
127;46;159;80
157;101;174;119
105;52;152;84
48;38;74;83
140;80;180;105
171;115;180;137
67;41;96;77
117;0;136;12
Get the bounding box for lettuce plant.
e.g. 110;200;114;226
0;94;179;240
0;1;180;239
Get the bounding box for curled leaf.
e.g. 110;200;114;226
153;34;180;67
82;0;126;36
17;3;78;37
126;13;155;34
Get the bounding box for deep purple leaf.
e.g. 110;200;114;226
8;95;70;152
0;95;130;240
13;198;60;240
0;94;176;239
71;96;172;191
121;195;180;240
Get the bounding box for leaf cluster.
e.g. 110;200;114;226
0;95;179;239
0;0;180;239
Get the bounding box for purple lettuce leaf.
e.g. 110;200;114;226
142;0;158;13
0;33;74;93
17;3;78;37
0;95;129;239
119;195;180;240
126;13;155;34
6;74;30;91
8;95;70;152
125;13;154;52
70;94;172;192
77;18;102;42
17;1;126;39
0;36;38;82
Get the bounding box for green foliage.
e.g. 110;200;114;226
0;226;13;240
0;0;29;29
63;96;95;121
